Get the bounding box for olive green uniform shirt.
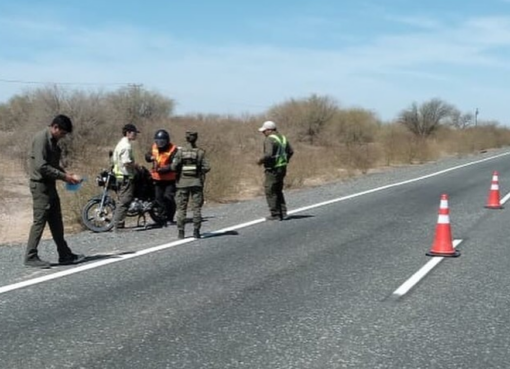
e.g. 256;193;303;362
29;128;66;183
171;144;211;188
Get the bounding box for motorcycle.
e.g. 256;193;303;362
81;165;166;232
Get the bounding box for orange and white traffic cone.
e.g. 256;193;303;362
485;171;503;209
426;194;460;257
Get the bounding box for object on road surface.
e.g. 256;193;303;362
426;194;460;257
485;170;504;209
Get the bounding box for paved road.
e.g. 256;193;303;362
1;150;510;368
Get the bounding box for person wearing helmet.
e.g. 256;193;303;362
257;120;294;221
171;131;210;239
145;129;178;225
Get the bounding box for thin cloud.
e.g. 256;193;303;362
1;11;510;121
384;15;444;30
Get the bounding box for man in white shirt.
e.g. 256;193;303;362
112;123;140;230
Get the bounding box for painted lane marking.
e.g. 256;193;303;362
286;151;510;215
500;192;510;205
392;239;463;298
1;151;509;295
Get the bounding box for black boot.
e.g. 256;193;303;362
178;230;185;239
193;229;201;239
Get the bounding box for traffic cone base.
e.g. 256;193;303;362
426;249;460;257
485;204;504;209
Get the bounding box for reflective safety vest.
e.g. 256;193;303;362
151;143;177;181
268;134;289;168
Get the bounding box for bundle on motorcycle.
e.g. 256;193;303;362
81;166;165;232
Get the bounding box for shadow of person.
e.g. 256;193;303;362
201;230;240;239
283;214;314;221
50;251;136;267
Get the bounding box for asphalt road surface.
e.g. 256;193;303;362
2;149;510;368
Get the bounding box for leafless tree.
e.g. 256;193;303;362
106;84;175;126
398;98;454;137
447;108;474;129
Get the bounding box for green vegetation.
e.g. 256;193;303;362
1;85;509;231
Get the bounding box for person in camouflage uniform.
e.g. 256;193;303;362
171;131;211;239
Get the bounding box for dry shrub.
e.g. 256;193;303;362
3;87;510;235
267;94;338;144
378;124;436;164
286;144;353;187
169;114;263;203
467;124;510;150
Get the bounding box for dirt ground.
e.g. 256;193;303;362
0;159;52;245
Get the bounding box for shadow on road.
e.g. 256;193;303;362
283;214;314;221
202;230;240;239
49;251;136;267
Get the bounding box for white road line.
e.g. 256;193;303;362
500;192;510;205
392;239;463;298
0;219;267;295
1;151;509;295
286;151;510;214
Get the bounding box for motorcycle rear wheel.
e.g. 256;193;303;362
149;204;167;225
81;197;116;232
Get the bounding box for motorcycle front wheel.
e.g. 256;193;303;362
81;197;116;232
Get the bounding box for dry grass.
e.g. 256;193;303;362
1;87;510;242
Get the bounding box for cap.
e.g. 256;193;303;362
122;123;140;133
258;120;277;132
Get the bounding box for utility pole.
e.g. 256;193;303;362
475;108;479;126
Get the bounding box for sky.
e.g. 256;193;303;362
1;0;510;123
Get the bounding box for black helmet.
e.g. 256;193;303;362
154;129;170;148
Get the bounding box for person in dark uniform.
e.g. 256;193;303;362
171;131;211;239
24;115;85;268
257;120;294;221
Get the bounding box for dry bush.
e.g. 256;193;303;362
432;123;510;157
266;94;339;144
2;87;510;236
378;123;435;164
468;123;510;150
398;98;454;138
326;108;381;172
168;114;264;202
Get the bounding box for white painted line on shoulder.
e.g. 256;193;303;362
392;239;463;298
287;151;510;215
1;151;508;295
0;238;192;295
